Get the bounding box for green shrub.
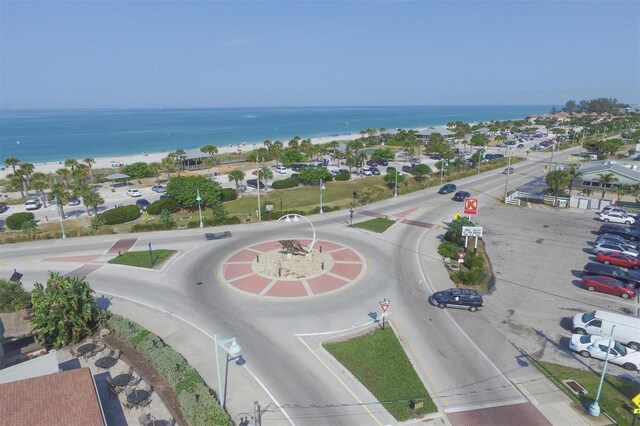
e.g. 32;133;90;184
463;252;484;270
455;268;484;285
90;215;106;230
121;162;155;179
6;212;35;230
100;205;141;225
220;188;238;201
271;177;300;189
438;241;461;259
187;215;241;228
131;222;174;232
0;279;30;313
334;172;351;181
147;198;180;215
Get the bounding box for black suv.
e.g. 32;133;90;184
246;179;266;189
429;288;483;312
0;202;7;213
583;262;640;289
598;224;640;241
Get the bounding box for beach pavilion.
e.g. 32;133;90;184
105;173;131;189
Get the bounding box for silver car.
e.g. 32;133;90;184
596;234;638;251
592;242;639;257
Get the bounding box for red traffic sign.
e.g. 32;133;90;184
379;299;390;313
464;198;479;215
458;252;466;259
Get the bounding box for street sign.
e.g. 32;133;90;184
464;198;479;215
462;226;483;237
458;252;466;259
379;299;390;313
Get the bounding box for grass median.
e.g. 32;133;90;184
324;327;436;421
533;359;637;426
352;218;395;233
108;249;176;268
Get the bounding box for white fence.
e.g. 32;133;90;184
506;191;614;211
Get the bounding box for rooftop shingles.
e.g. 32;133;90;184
0;367;104;426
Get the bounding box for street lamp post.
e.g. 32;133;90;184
440;160;448;184
196;188;203;228
393;171;398;197
503;147;514;203
589;325;616;417
214;334;242;409
256;158;263;221
278;213;318;252
56;196;66;239
319;179;326;213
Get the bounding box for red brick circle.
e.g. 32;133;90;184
220;240;366;298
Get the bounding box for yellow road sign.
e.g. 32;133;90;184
633;392;640;407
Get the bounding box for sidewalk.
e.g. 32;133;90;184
419;226;614;426
106;297;288;426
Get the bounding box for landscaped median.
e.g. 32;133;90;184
324;326;437;421
351;217;395;233
106;315;231;425
108;249;176;268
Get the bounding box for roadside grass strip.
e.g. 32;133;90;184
324;327;436;421
352;218;395;233
108;249;176;268
534;360;637;426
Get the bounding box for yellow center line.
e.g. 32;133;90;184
296;335;383;426
392;319;449;406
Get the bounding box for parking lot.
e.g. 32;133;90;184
472;201;640;376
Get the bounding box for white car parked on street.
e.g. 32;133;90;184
598;212;635;225
592;242;640;257
569;334;640;371
127;188;142;197
275;166;288;174
600;206;638;218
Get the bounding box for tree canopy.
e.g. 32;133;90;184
166;175;222;208
31;272;103;348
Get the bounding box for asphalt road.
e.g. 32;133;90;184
3;144;626;425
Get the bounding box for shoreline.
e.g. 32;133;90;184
0;132;367;179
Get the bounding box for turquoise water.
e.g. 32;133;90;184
0;105;552;163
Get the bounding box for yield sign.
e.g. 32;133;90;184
464;198;478;215
379;299;390;313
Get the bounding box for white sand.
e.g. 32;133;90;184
0;133;363;179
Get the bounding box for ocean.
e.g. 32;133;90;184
0;105;553;163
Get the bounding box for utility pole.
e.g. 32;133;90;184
254;401;262;426
503;147;513;203
256;158;262;221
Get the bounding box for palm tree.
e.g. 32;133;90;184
4;157;20;172
272;141;283;165
82;190;104;216
631;184;640;202
72;164;90;184
148;162;162;183
614;184;630;202
202;157;215;175
567;164;582;194
56;168;71;189
18;163;34;195
72;181;91;199
258;166;273;186
596;172;618;199
7;171;26;198
30;172;50;207
173;149;186;171
288;137;300;149
582;187;595;198
546;169;570;205
64;159;79;172
83;158;95;181
161;156;176;179
48;183;70;219
201;144;218;171
228;169;245;192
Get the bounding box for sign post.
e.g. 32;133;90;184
462;226;483;254
379;298;390;330
458;252;466;264
464;198;478;218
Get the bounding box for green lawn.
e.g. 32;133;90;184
108;249;176;268
534;360;638;426
324;327;437;421
352;218;395;233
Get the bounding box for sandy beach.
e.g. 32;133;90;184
0;133;364;180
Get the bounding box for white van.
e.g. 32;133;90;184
572;310;640;350
275;166;287;174
25;198;42;211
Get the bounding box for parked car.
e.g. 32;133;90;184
453;191;470;201
0;202;7;213
127;188;142;197
151;184;167;193
502;167;515;175
598;224;640;241
600;206;638;218
438;183;457;194
582;262;640;289
68;196;81;206
246;179;266;189
517;143;525;148
592;241;639;257
401;164;413;173
378;160;389;166
366;159;378;167
361;168;373;176
275;166;288;174
386;166;397;173
595;251;640;269
569;335;639;371
25;198;42;210
599;212;635;224
581;275;636;299
596;234;639;249
429;288;483;312
370;167;381;175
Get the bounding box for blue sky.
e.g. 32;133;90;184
0;1;638;108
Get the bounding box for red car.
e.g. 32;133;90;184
581;275;637;299
595;251;640;269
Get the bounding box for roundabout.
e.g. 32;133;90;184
220;239;366;298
